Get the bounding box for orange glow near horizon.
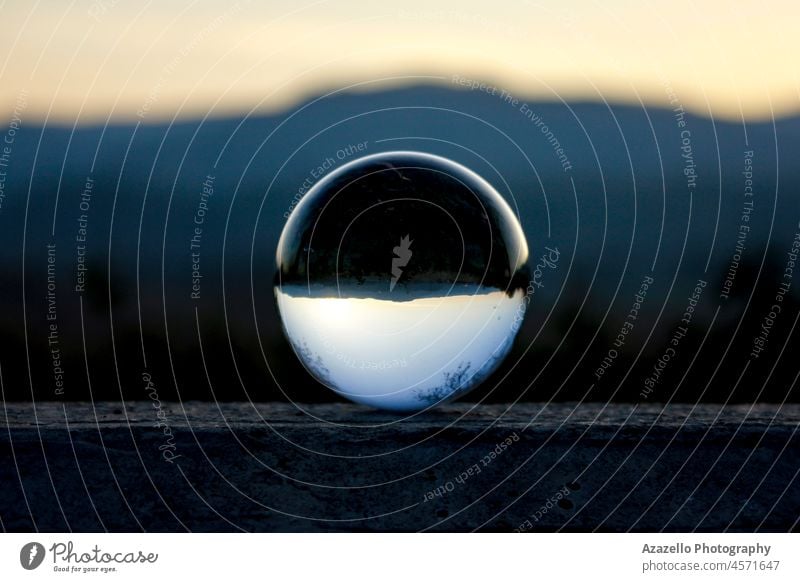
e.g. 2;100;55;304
1;0;798;123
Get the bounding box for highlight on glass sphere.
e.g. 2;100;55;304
275;151;530;412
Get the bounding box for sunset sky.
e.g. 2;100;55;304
1;0;798;123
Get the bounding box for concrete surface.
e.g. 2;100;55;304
1;402;798;532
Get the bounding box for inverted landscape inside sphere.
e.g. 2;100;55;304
275;152;531;411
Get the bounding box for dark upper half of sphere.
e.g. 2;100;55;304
276;152;529;298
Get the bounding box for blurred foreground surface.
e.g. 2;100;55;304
1;402;798;532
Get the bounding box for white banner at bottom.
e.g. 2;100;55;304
1;533;797;581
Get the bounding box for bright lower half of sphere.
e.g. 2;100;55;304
275;151;530;412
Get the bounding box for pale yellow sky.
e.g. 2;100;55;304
1;0;798;123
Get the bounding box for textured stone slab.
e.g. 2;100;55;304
1;402;798;532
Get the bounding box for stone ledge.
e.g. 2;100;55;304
1;402;798;532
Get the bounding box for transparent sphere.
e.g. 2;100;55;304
275;151;530;411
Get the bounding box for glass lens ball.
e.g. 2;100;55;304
275;151;530;411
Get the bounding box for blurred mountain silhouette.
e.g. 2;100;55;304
1;84;798;404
